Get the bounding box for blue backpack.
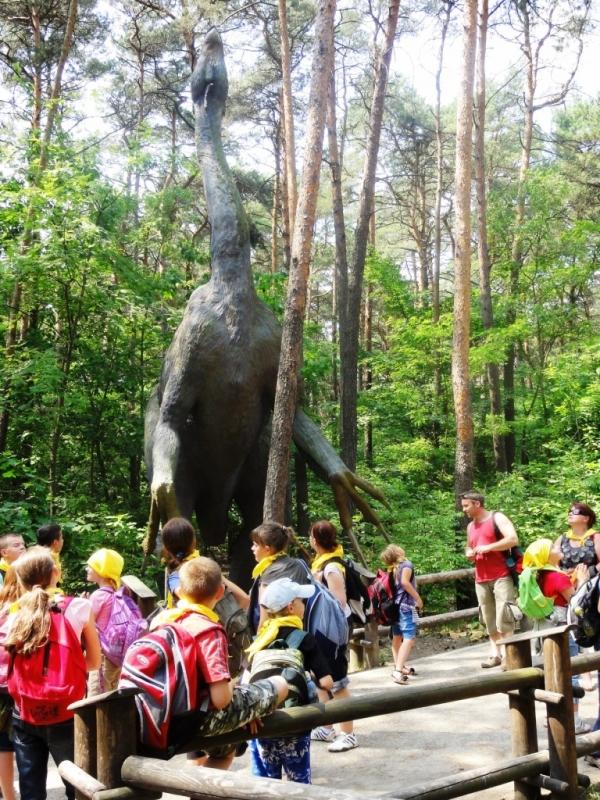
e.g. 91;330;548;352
298;560;349;663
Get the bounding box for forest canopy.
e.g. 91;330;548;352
1;0;600;599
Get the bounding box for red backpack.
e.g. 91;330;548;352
368;569;399;625
97;586;149;666
8;597;87;724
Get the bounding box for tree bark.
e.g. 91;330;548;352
452;0;477;500
475;0;507;474
339;1;400;473
264;0;336;523
278;0;298;238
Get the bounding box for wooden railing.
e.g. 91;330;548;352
60;625;600;800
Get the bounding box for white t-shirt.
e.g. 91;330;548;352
323;562;352;618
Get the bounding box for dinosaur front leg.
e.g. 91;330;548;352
292;409;391;543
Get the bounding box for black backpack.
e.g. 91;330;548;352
325;557;374;626
567;575;600;647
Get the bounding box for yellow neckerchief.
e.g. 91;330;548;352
152;598;219;630
245;614;303;662
565;528;597;544
0;559;9;573
8;586;65;614
312;545;345;576
252;551;285;579
166;550;201;608
51;551;62;581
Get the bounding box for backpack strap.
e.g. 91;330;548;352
285;629;308;650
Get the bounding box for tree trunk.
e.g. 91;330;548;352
278;0;298;238
339;0;400;473
263;0;336;523
452;0;477;501
271;120;282;273
475;0;507;474
294;451;310;538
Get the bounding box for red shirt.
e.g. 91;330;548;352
468;514;510;583
538;570;572;607
179;612;231;709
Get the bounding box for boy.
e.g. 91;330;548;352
246;577;333;784
0;533;26;585
36;523;64;582
128;557;288;769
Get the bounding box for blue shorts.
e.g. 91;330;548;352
391;609;417;640
250;734;311;783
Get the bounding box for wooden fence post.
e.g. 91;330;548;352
543;628;578;800
505;638;539;800
74;706;97;800
96;694;138;789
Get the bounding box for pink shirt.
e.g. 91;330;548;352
468;514;510;583
90;588;114;633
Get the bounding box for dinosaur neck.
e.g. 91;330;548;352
195;96;253;295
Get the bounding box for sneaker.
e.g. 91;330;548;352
328;732;358;752
575;719;592;735
481;656;502;668
499;657;507;672
311;726;336;743
585;754;600;768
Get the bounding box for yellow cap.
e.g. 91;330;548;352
87;548;123;587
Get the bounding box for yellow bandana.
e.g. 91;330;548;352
311;545;345;576
152;598;219;630
565;529;596;544
245;614;303;662
522;539;561;572
0;559;9;573
252;551;285;579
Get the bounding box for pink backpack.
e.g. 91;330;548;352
98;586;149;666
8;597;87;724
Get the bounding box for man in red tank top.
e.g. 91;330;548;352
462;491;519;669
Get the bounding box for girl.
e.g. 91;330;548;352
248;522;309;636
381;544;423;686
85;547;125;694
0;569;21;800
309;520;357;753
161;518;200;608
4;547;101;800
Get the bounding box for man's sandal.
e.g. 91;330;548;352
392;670;409;685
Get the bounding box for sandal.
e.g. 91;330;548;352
401;667;418;676
392;671;409;685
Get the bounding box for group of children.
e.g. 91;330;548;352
0;521;423;797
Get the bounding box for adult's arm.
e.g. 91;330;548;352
81;610;102;672
465;522;475;560
473;512;518;555
324;567;347;608
222;577;249;611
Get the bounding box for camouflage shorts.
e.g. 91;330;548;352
197;679;279;739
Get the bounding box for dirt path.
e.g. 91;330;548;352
41;641;600;800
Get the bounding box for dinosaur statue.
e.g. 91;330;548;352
144;28;388;587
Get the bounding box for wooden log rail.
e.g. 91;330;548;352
63;627;600;800
349;568;476;669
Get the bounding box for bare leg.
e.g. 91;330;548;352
391;634;403;665
333;686;354;735
0;752;16;800
394;637;416;675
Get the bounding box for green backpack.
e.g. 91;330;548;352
517;567;554;619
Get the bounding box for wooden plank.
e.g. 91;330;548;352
122;756;378;800
97;694;138;789
74;705;97;796
121;576;156;600
58;761;106;800
543;632;578;800
506;688;563;705
351;607;479;640
70;687;140;711
93;788;161;800
506;639;538;800
500;625;577;645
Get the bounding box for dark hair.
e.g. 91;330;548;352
161;518;196;569
36;524;62;547
179;557;222;603
570;502;597;530
250;522;291;553
461;491;485;506
309;520;338;551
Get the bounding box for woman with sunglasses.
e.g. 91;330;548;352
554;502;599;693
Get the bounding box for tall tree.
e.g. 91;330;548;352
264;0;336;522
452;0;478;499
339;0;400;473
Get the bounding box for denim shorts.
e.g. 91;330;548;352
391;609;417;640
331;675;350;694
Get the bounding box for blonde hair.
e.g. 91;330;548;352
3;547;57;656
381;544;406;579
179;557;222;603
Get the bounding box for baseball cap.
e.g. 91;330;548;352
260;577;315;612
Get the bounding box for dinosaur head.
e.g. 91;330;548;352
191;28;229;115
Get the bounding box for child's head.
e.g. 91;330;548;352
250;522;292;559
36;524;63;552
162;517;196;569
0;533;26;564
86;548;123;589
309;520;338;551
381;544;406;568
260;577;314;620
178;557;222;605
11;546;56;591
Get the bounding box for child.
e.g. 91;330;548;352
0;569;21;800
36;524;64;582
161;518;200;607
246;577;333;783
85;548;125;694
3;547;101;800
125;556;288;769
0;534;26;585
381;544;423;685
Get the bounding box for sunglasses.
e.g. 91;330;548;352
569;509;584;515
